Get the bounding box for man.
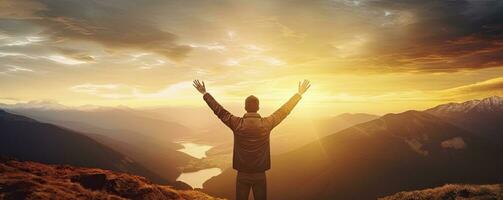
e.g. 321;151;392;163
193;79;310;200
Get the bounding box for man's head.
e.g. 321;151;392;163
245;95;259;112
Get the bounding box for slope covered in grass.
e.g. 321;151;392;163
380;184;503;200
0;159;222;200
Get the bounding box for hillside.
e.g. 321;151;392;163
317;113;379;137
0;109;168;184
44;118;199;181
0;159;221;200
1;106;202;181
204;110;503;199
3;104;193;143
380;184;503;200
426;96;503;144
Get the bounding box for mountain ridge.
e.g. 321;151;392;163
0;109;173;185
204;97;503;200
427;96;502;114
425;96;503;144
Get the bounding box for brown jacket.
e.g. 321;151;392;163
203;93;302;172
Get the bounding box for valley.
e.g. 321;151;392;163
175;141;223;189
1;96;502;199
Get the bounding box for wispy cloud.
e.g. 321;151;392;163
1;36;45;47
0;64;34;75
438;77;503;100
70;81;195;99
44;55;87;65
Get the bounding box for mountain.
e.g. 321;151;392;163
41;117;202;179
3;105;193;144
86;133;197;181
381;184;503;200
0;106;205;181
317;113;379;137
0;159;221;200
203;110;503;200
426;96;503;144
0;100;70;110
0;109;170;185
426;96;503;114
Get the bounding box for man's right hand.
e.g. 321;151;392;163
193;80;206;94
298;80;311;95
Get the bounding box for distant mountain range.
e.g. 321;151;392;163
426;96;503;145
2;105;193;142
427;96;503;114
204;96;503;200
0;105;202;182
0;159;220;200
0;109;170;184
2;96;501;199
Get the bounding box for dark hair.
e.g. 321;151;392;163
245;95;259;112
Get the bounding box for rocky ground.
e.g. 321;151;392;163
0;159;223;200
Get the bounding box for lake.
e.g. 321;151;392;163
177;167;222;188
176;142;223;188
176;142;213;159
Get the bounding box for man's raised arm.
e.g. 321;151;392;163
193;80;239;130
266;80;311;129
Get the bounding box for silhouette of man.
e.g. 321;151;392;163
193;79;311;200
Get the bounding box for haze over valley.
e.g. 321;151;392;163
2;96;502;199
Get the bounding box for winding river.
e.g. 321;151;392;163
176;142;223;188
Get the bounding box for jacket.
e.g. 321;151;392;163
203;93;302;172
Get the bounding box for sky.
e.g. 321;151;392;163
0;0;502;116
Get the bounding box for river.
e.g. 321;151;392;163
176;142;223;188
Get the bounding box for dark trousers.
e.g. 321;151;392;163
236;171;267;200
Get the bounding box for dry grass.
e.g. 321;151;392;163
380;184;503;200
0;160;225;200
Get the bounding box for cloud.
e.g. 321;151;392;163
0;97;21;104
44;55;87;65
254;0;503;73
70;84;133;99
55;47;95;62
0;0;46;20
0;100;70;110
295;77;503;104
405;139;428;156
70;81;195;99
1;35;45;47
0;46;92;66
359;0;503;72
443;77;503;94
441;137;466;150
2;0;501;73
0;64;34;75
188;43;227;53
0;0;191;61
1;0;502;111
0;51;36;59
223;55;285;67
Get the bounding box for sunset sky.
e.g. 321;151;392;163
1;0;502;116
